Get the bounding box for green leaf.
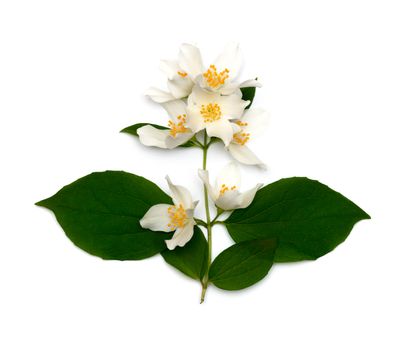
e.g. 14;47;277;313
240;83;256;109
121;122;168;135
161;226;208;280
120;123;197;148
36;171;172;260
225;177;370;262
209;239;277;291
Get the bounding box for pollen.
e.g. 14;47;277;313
233;131;250;146
200;103;222;123
203;64;229;88
177;71;188;78
167;204;187;230
235;120;248;127
168;114;188;137
219;184;237;196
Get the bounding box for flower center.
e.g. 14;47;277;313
177;71;187;78
200;103;222;123
233;121;250;145
203;65;229;88
233;131;250;146
168;114;188;137
167;204;187;229
219;184;237;196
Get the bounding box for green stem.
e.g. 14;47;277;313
194;218;207;227
190;139;203;148
211;220;224;226
211;209;224;224
200;132;212;304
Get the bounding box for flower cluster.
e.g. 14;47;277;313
139;43;268;250
37;42;369;303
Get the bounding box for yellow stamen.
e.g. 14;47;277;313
167;204;187;230
177;71;188;78
203;64;229;88
235;120;248;127
168;114;188;137
200;103;222;123
233;131;250;146
219;184;237;196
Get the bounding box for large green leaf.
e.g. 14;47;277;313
240;84;256;109
36;171;172;260
226;177;370;262
121;123;196;148
161;227;208;280
209;239;277;291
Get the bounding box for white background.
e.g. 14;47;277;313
1;0;409;349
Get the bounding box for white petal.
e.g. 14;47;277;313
166;220;195;250
213;42;242;80
165;132;194;149
145;87;175;103
198;169;218;202
166;175;193;208
236;183;263;209
239;79;262;88
228;143;266;168
218;82;242;95
195;74;209;91
218;79;261;101
231;122;241;133
186;201;199;217
188;85;216;105
140;204;173;232
159;59;180;79
205;119;235;146
215;190;242;211
232;88;244;98
137;125;169;149
241;108;269;136
178;43;204;78
167;77;194;99
217;93;249;119
186;106;206;133
216;162;241;190
161;99;187;120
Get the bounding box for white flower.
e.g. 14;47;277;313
186;86;249;146
145;43;261;103
144;44;201;103
227;108;269;167
196;42;261;95
140;176;198;250
198;162;262;211
137;99;194;149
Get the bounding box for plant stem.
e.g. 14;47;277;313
211;209;224;224
194;218;207;227
211;220;224;226
200;132;212;304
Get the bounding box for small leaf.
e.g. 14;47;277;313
240;84;256;109
226;177;370;262
121;122;168;135
209;239;277;291
121;123;197;148
36;171;172;260
161;227;208;280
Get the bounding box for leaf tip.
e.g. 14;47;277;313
357;205;371;221
35;198;49;208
